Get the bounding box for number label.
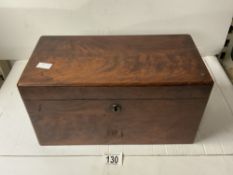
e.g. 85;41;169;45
105;153;123;165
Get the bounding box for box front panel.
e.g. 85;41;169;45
24;99;208;145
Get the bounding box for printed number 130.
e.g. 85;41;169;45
106;155;118;164
105;153;122;165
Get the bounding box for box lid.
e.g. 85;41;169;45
18;35;213;87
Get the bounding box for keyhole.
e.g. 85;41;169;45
111;104;121;112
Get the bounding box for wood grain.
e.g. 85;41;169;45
18;85;212;100
24;99;208;145
17;35;213;145
18;35;213;87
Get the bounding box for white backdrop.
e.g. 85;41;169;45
0;0;232;60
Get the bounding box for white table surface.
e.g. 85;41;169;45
1;56;233;174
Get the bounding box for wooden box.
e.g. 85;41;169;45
17;35;213;145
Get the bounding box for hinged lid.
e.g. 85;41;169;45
18;35;213;87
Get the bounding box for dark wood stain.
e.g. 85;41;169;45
17;35;213;145
24;99;209;145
